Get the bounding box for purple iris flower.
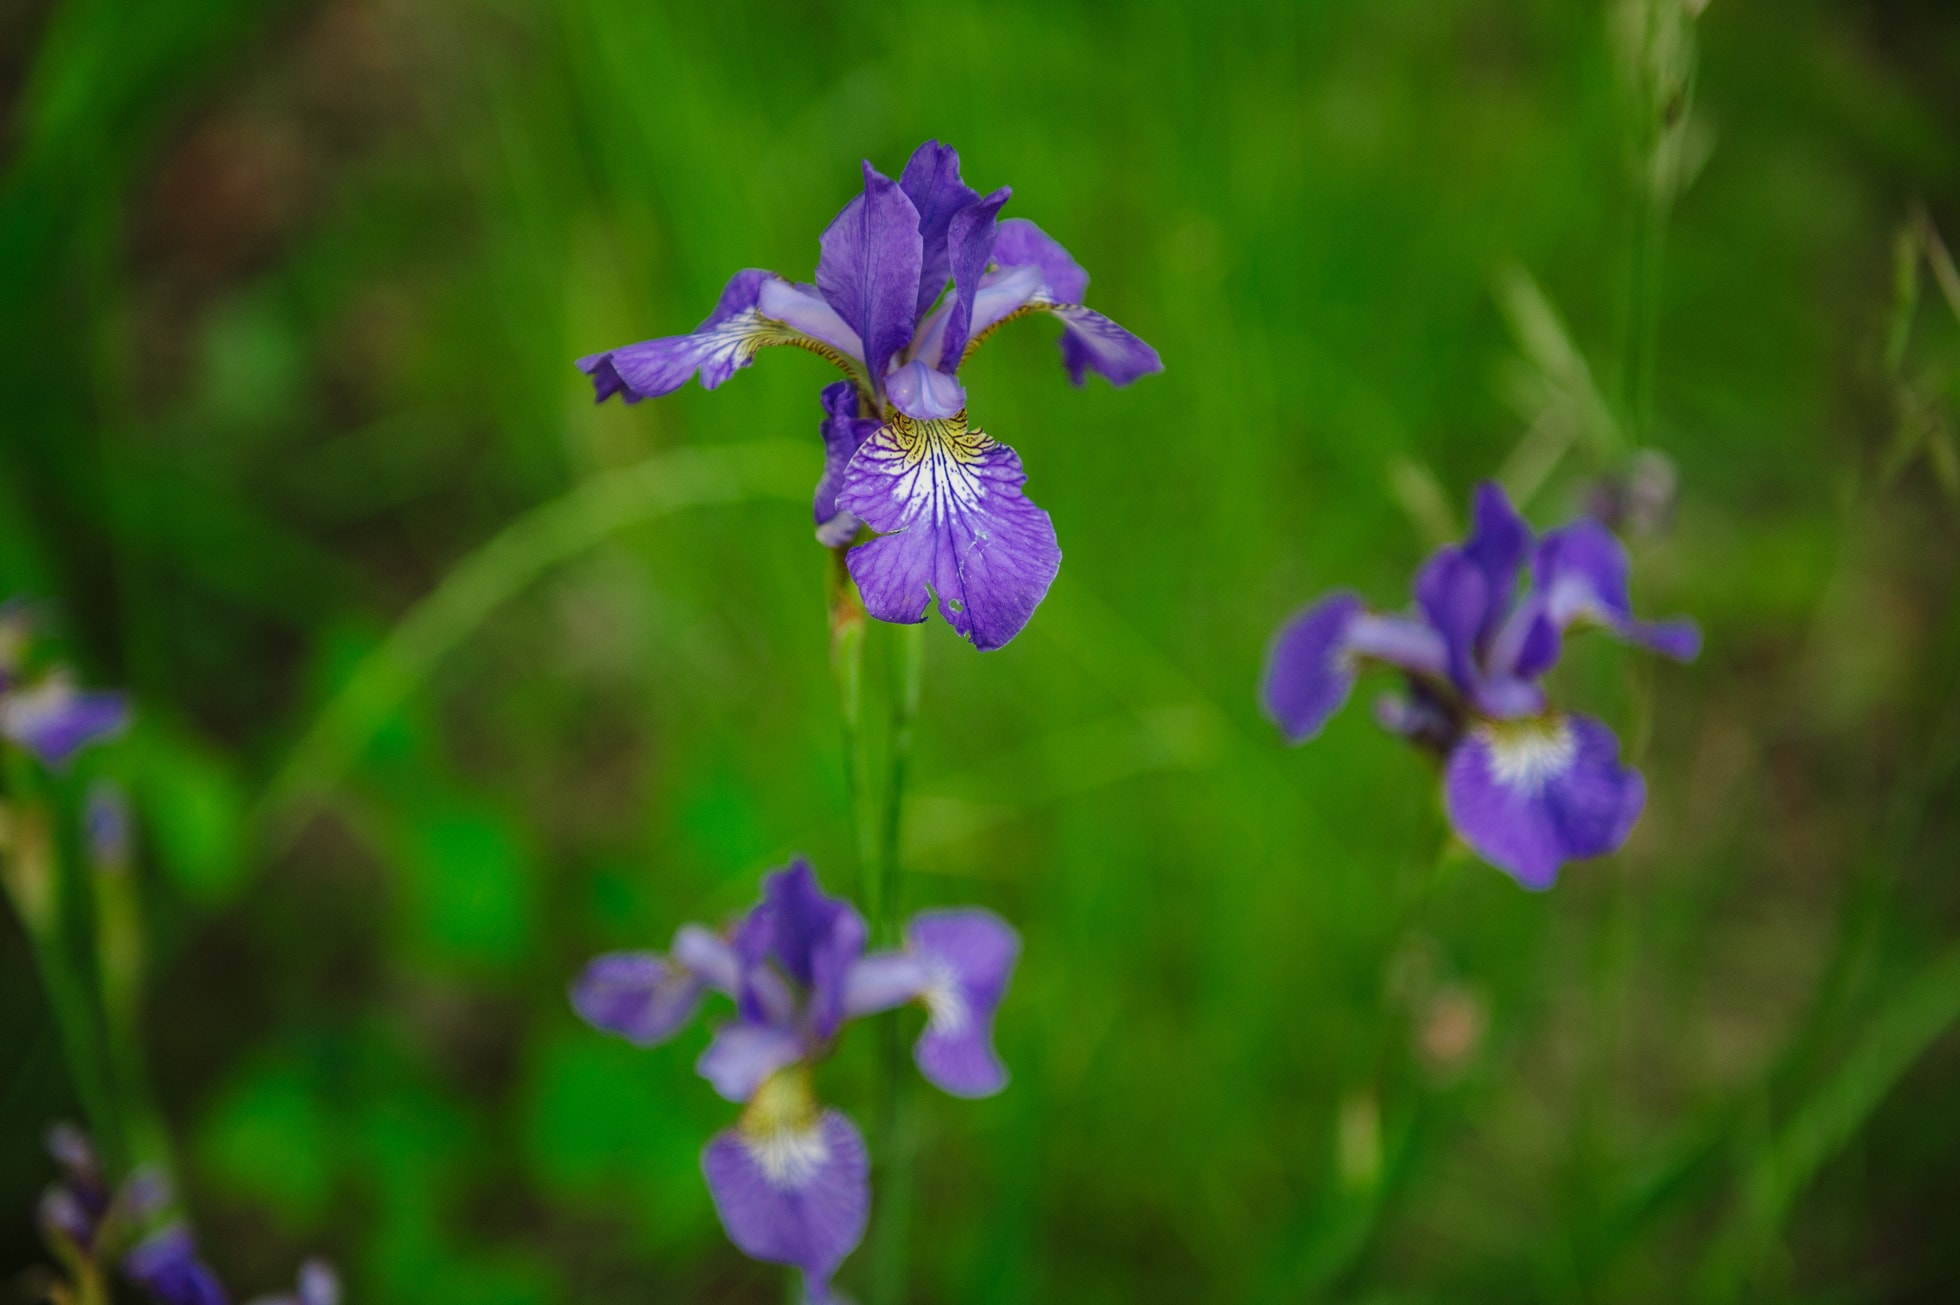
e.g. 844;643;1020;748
0;603;128;767
577;140;1162;651
570;858;1019;1302
124;1226;230;1305
1260;481;1700;889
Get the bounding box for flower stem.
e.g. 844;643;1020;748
827;547;875;899
0;754;124;1171
869;619;925;1305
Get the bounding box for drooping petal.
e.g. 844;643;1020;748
898;140;982;322
838;414;1061;652
578;271;865;403
928;186;1012;369
569;952;704;1046
1444;713;1646;890
698;1022;806;1103
1525;518;1702;670
955;220;1161;386
885;360;967;420
702;1104;869;1290
905;910;1019;1098
841;952;928;1017
0;678;128;766
1261;595;1454;744
814;382;881;547
1051;304;1164;387
817;163;925;382
1261;594;1363;744
124;1225;230;1305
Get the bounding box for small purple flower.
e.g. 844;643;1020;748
124;1225;229;1305
1261;481;1699;888
569;858;1019;1298
577;140;1162;651
0;603;128;767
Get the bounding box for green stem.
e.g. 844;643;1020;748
828;547;875;897
1;756;123;1170
869;620;925;1305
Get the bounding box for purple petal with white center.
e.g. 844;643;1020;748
698;1021;806;1103
124;1225;229;1305
838;415;1061;652
842;952;928;1017
702;1110;869;1287
930;186;1012;369
738;860;866;1039
885;360;966;420
905;909;1019;1098
992;218;1088;303
1051;304;1164;387
0;679;128;767
1444;713;1646;890
817;164;924;383
814;382;880;547
570;951;703;1047
578;269;776;402
899;141;981;322
1261;594;1363;744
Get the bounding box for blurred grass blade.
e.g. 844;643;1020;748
254;440;811;847
1699;942;1960;1300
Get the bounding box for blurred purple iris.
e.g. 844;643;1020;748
1260;482;1700;889
571;859;1019;1303
0;603;128;767
577;140;1162;651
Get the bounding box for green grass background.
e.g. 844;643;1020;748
3;0;1959;1301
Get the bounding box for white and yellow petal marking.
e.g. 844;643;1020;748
1478;716;1578;792
872;411;998;534
738;1067;831;1191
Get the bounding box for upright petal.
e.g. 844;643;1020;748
124;1226;229;1305
1260;594;1363;744
570;952;704;1046
817;164;925;382
0;678;128;766
838;414;1061;652
579;271;864;403
930;187;1012;369
1528;519;1702;667
1444;713;1646;890
905;910;1019;1098
814;382;880;547
703;1076;869;1290
744;860;867;1039
899;141;981;322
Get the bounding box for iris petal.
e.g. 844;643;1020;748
817;163;925;382
578;271;867;403
1444;713;1646;890
701;1110;869;1295
569;952;704;1047
838;413;1061;652
906;910;1019;1098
